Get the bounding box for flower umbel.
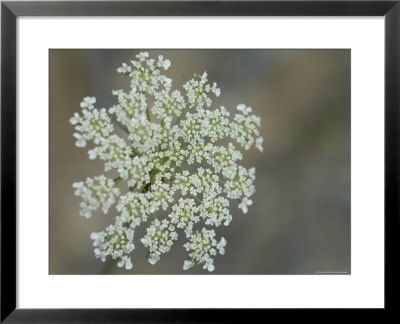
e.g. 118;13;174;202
71;52;263;272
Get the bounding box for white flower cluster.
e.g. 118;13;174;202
70;52;263;272
140;219;178;264
72;175;120;218
183;229;226;272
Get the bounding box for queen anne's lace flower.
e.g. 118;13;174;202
169;198;200;237
73;175;120;218
71;52;263;272
90;223;135;269
183;229;226;272
140;219;178;264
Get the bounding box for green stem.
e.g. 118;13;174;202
111;116;130;135
150;168;159;183
113;177;123;184
190;194;203;204
131;148;142;157
174;107;186;126
155;156;170;165
111;117;143;158
146;106;151;122
139;182;147;193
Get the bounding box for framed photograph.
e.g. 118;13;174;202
1;0;398;321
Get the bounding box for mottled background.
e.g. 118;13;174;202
49;49;350;275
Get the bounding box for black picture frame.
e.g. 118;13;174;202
1;0;399;322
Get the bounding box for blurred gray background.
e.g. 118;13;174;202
49;49;350;274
